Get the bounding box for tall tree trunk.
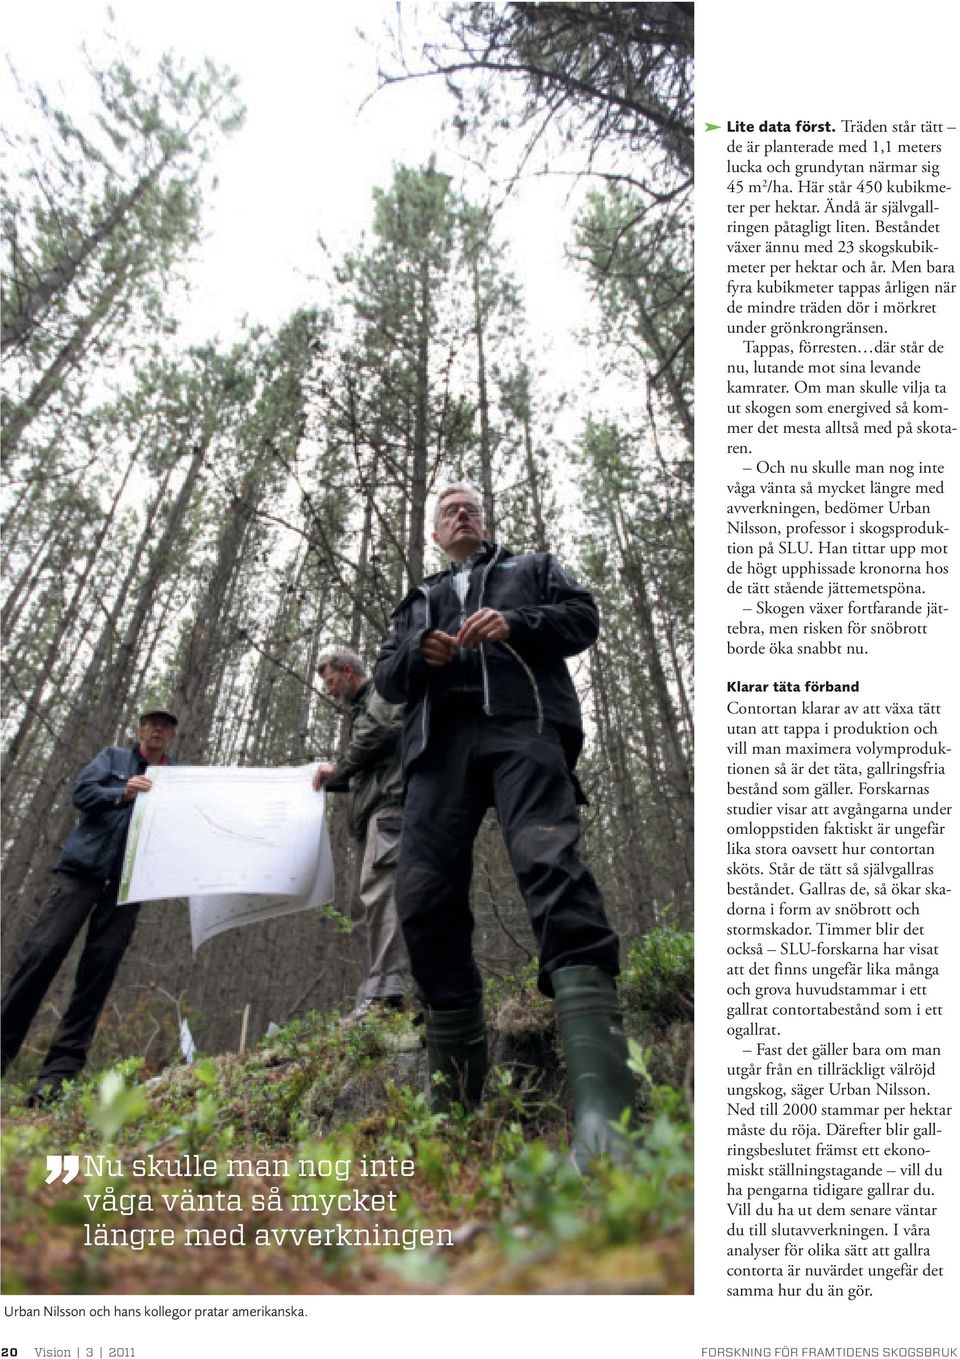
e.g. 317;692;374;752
2;441;140;797
350;493;373;653
407;262;430;586
635;290;693;448
2;273;126;454
296;583;328;762
1;517;74;641
521;403;548;553
171;467;259;763
663;619;694;747
81;441;207;754
472;257;495;529
1;441;205;925
613;507;693;838
2;162;165;354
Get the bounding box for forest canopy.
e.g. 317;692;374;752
1;5;692;1055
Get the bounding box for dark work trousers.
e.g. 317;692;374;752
395;709;619;1009
0;871;140;1081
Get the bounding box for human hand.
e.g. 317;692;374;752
124;775;153;801
312;762;335;790
421;630;459;667
456;608;510;649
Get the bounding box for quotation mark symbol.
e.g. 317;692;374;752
45;1154;80;1183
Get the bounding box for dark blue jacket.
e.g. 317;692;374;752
373;543;597;785
55;745;163;879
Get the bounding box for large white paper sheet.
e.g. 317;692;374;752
118;764;334;949
186;857;334;952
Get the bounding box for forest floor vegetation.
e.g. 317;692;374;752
1;929;693;1294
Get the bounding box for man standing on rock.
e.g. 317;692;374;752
312;647;410;1022
1;707;178;1105
373;481;634;1166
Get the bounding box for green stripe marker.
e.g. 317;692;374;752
118;797;146;904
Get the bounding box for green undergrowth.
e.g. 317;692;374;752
620;915;694;1021
2;960;693;1293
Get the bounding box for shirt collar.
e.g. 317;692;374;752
448;540;496;571
137;743;170;765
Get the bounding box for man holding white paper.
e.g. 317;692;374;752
0;706;177;1105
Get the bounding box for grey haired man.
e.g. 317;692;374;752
312;647;410;1020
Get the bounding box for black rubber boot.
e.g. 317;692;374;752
26;1075;68;1109
425;1003;487;1113
553;965;636;1170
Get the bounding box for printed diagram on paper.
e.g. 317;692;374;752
118;764;334;949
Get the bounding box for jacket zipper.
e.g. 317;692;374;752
418;584;432;755
476;547;503;716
